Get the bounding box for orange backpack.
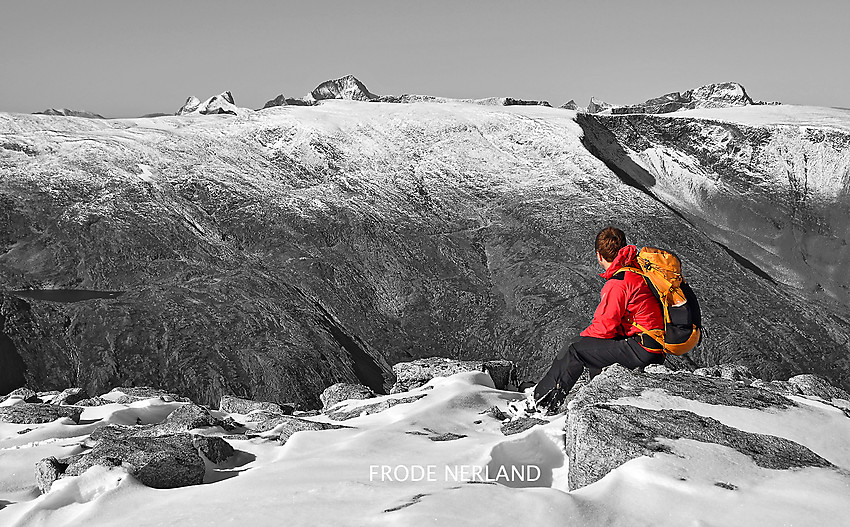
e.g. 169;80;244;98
617;247;702;355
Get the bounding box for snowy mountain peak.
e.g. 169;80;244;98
310;74;377;102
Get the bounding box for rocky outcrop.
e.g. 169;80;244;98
610;82;757;115
64;432;206;489
390;358;515;393
275;415;349;444
219;395;292;415
3;100;850;409
577;107;850;311
262;94;316;109
560;100;580;111
566;365;835;490
0;403;82;424
586;97;613;114
2;386;40;403
177;91;239;116
311;75;377;102
34;109;105;119
320;383;375;410
106;386;189;403
324;394;427;421
52;387;89;405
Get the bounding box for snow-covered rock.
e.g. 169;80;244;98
33;108;104;119
261;94;315;108
391;358;514;393
177;91;240;116
0;404;82;424
565;364;839;489
310;74;377;101
586;96;613;113
611;82;758;114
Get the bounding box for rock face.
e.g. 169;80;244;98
610;82;757;114
586;97;613;114
578;106;850;310
566;365;834;490
262;94;315;109
34;109;105;119
311;75;377;102
2;99;850;407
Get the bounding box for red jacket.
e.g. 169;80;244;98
580;245;664;342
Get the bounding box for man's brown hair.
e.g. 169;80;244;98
595;226;626;262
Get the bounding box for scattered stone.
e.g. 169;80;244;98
0;403;82;424
74;396;112;407
275;416;350;445
324;394;427;421
500;417;547;436
106;386;188;403
242;409;294;422
193;435;235;464
53;387;89;406
391;357;515;393
17;427;34;435
2;387;40;403
788;374;850;401
320;383;376;410
219;395;288;415
428;432;467;442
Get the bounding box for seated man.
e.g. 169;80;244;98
532;226;665;412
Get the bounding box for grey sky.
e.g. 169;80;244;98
1;0;847;117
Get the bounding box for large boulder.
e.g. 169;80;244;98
391;358;514;393
63;432;205;489
320;383;375;410
565;365;832;490
52;387;89;405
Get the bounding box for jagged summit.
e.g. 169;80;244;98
310;74;377;102
177;91;238;116
33;108;104;119
262;94;315;109
578;82;778;115
609;82;773;115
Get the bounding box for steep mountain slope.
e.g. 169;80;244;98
1;102;849;406
579;106;850;304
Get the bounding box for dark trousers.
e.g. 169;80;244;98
533;336;664;401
